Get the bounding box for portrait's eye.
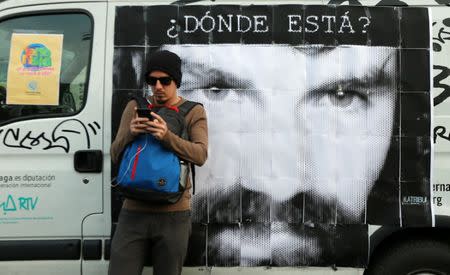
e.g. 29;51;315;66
326;88;368;108
210;87;221;92
201;87;231;101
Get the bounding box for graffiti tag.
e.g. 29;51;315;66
434;126;450;143
433;65;450;106
0;119;100;153
433;18;450;106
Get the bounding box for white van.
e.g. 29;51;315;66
0;0;449;274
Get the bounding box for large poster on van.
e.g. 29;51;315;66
6;33;63;105
113;5;432;267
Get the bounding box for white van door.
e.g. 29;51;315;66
0;2;106;274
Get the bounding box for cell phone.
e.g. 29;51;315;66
136;108;154;120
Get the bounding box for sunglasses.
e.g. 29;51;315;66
146;76;173;86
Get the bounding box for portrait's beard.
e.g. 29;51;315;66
202;185;360;266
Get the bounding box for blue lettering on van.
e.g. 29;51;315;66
0;195;38;213
0;119;100;153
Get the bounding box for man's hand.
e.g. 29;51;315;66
146;112;168;140
130;107;150;136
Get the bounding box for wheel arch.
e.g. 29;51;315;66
366;216;450;273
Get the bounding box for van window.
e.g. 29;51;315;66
0;13;92;124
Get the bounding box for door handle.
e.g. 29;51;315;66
74;150;103;173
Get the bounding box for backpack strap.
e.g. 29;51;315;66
178;100;202;195
178;100;202;117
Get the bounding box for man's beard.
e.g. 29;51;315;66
155;98;167;105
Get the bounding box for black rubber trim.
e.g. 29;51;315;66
435;215;450;228
0;239;80;261
83;240;102;260
104;239;111;260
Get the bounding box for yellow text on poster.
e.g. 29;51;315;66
6;33;63;105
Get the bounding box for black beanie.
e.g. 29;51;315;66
146;50;182;88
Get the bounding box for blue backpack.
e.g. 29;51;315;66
116;97;200;204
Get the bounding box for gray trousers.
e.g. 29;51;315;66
108;209;192;275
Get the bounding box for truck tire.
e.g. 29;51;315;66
365;239;450;275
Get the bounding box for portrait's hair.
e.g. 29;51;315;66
367;93;400;225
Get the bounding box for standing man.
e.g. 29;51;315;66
109;50;208;275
